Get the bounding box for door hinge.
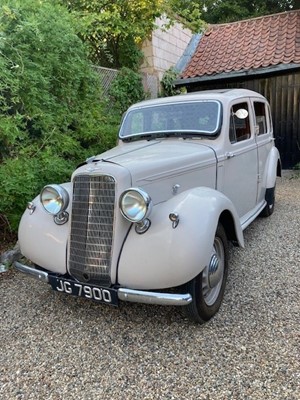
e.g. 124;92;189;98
257;174;262;183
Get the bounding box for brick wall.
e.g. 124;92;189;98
141;16;192;81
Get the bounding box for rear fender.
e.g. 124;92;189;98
263;147;281;188
118;187;243;290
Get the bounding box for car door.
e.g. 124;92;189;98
252;99;275;204
221;100;258;220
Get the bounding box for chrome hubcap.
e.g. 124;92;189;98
208;253;222;288
202;237;225;306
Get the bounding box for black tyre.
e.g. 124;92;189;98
184;223;228;324
260;186;275;217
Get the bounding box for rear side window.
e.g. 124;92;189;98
254;102;267;135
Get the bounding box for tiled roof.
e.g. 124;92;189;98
181;10;300;79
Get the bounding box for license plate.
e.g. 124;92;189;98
48;276;119;306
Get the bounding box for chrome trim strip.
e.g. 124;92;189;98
14;261;49;283
118;288;192;306
13;262;192;306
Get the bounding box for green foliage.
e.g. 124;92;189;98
161;67;182;97
293;162;300;170
0;0;119;230
109;67;146;114
60;0;163;69
60;0;206;70
200;0;295;24
291;162;300;179
164;0;205;32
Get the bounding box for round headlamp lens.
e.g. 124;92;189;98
40;184;69;215
120;189;152;223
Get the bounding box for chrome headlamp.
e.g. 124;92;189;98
40;184;69;215
119;188;152;223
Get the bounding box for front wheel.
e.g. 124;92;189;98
184;223;228;324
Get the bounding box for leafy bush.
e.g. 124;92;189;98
161;67;182;97
60;0;162;69
109;67;146;114
293;162;300;170
0;0;119;230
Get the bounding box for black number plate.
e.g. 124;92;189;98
48;276;119;306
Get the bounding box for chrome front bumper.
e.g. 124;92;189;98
14;261;192;306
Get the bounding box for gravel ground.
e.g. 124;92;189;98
1;172;299;400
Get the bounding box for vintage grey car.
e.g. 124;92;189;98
15;89;281;323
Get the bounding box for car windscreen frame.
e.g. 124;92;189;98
119;100;223;140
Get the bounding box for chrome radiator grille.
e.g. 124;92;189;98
68;175;116;286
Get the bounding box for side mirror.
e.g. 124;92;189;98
234;109;248;119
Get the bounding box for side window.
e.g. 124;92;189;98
229;102;250;143
254;102;267;135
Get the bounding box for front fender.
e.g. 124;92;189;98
118;187;243;290
18;182;72;274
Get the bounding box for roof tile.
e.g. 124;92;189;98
181;10;300;79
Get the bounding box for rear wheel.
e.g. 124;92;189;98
260;186;275;217
184;223;228;324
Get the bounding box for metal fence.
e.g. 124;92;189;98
142;73;159;99
94;66;159;99
94;66;119;96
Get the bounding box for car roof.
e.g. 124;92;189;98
127;89;266;110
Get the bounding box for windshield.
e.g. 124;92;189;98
119;100;222;140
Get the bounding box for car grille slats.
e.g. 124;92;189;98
68;175;116;286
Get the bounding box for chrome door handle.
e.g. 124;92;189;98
225;152;235;159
